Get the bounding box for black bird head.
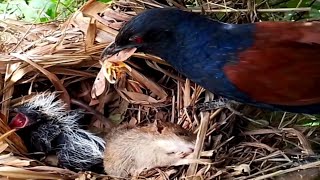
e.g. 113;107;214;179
101;8;201;60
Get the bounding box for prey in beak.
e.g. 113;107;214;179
95;41;137;86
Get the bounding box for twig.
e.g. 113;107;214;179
70;98;115;129
186;111;210;178
0;129;16;142
186;91;222;178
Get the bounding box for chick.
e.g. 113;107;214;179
9;92;105;173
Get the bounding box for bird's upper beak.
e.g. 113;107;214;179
100;42;139;59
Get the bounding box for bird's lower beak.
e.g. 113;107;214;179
100;42;138;59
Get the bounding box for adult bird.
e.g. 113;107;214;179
101;7;320;114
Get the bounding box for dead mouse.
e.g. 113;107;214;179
103;119;197;178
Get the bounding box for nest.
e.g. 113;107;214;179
0;0;319;179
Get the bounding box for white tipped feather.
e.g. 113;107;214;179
24;92;81;129
58;129;106;169
26;92;66;120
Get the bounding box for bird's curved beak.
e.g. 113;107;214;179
100;42;139;59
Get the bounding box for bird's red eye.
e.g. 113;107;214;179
130;36;143;44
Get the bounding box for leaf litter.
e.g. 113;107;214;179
0;0;318;179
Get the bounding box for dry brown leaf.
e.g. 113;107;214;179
80;0;109;18
102;9;134;22
79;0;121;40
0;153;32;167
108;21;125;30
5;64;33;83
46;67;96;77
0;129;16;143
187;111;211;176
26;166;77;176
85;18;97;47
117;90;162;104
96;21;119;36
125;67;168;101
70;12;91;37
127;80;144;93
0;166;68;179
1;63;18;123
183;79;191;107
91;69;106;98
11;53;71;108
132;52;170;66
95;27;116;42
0;142;8;154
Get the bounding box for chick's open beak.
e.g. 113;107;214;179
9;113;29;129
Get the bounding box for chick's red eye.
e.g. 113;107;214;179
130;36;143;44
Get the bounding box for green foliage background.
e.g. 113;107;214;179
0;0;111;22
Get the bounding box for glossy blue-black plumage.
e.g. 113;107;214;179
116;8;255;99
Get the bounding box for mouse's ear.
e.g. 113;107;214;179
151;120;165;133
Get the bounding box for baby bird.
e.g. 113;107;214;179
9;92;106;173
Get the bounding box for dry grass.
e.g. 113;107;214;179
0;0;319;179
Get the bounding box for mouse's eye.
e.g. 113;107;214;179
129;36;143;44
